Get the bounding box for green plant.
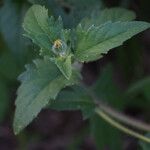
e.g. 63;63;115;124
13;4;150;149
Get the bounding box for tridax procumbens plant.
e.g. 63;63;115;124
13;4;150;144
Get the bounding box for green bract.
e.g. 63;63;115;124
13;4;150;134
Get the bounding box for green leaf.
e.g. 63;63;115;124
0;78;9;122
13;57;80;134
81;7;136;29
23;4;50;51
140;133;150;150
91;64;125;109
116;38;142;81
98;7;136;22
63;0;103;28
91;114;122;150
0;0;28;60
50;85;95;119
0;51;20;81
28;0;103;28
126;77;150;100
23;4;63;54
53;55;72;79
75;21;150;62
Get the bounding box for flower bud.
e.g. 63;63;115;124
52;39;67;57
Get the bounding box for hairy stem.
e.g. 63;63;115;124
95;108;150;143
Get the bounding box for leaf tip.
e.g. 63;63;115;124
13;121;21;135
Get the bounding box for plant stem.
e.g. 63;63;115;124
81;83;150;142
98;102;150;132
82;84;150;132
84;86;150;131
95;108;150;143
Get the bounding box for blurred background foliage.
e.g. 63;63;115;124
0;0;150;150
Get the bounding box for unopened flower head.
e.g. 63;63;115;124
52;39;67;57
